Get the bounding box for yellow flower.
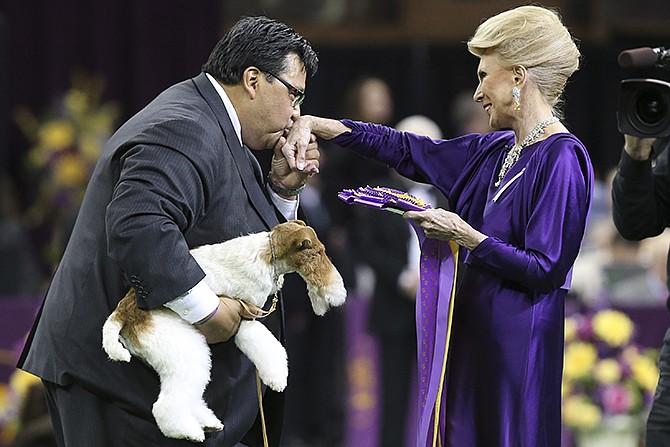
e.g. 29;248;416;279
562;381;573;399
631;354;660;393
85;107;119;133
38;120;75;151
54;153;88;189
15;71;118;268
79;134;104;161
594;358;622;384
563;395;602;431
64;89;89;117
26;144;49;168
564;341;598;380
8;369;41;396
565;317;578;342
592;310;634;347
0;382;8;408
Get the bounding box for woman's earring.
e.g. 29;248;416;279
512;86;521;111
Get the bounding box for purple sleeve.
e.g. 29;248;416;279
330;119;476;191
467;139;593;293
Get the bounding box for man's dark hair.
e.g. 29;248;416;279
202;16;318;84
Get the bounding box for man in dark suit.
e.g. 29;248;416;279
17;16;319;447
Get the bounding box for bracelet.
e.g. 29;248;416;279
267;175;306;197
194;301;220;326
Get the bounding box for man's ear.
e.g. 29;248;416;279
242;67;262;100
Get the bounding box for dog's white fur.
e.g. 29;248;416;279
101;220;347;442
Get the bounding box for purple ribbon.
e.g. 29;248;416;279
410;221;458;447
336;185;453;446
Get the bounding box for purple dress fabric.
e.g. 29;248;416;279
330;120;594;447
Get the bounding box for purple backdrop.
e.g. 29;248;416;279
0;296;41;382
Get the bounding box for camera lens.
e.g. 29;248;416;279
618;78;670;138
635;89;668;125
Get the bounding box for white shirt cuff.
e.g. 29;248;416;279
163;279;220;324
268;187;300;220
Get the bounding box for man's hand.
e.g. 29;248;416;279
281;115;351;171
280;117;314;171
624;134;656;160
269;132;320;198
194;296;244;344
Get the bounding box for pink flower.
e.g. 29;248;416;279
601;384;633;414
575;314;594;340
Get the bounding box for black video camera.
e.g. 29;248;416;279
618;79;670;138
617;47;670;138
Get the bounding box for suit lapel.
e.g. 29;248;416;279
192;73;278;229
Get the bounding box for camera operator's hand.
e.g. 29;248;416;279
624;134;656;160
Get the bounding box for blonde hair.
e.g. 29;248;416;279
467;5;580;116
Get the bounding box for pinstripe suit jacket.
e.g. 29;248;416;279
19;73;284;446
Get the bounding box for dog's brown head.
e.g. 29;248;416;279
269;220;346;315
270;220;324;266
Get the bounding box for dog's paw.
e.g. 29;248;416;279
262;374;288;392
153;401;206;442
194;403;224;432
204;421;224;433
157;419;205;443
258;358;288;392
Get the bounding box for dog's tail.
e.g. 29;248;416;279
102;312;132;362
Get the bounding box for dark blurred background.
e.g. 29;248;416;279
2;0;669;196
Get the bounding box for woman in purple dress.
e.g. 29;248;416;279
281;5;592;447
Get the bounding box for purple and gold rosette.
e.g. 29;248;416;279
337;185;432;214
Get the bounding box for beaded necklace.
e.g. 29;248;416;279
494;116;559;187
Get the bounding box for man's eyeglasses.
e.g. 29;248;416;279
266;71;305;107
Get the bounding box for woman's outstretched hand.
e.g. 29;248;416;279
404;208;487;250
281;115;352;171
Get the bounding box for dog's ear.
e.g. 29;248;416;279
294;228;315;250
271;220;306;236
271;223;319;259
